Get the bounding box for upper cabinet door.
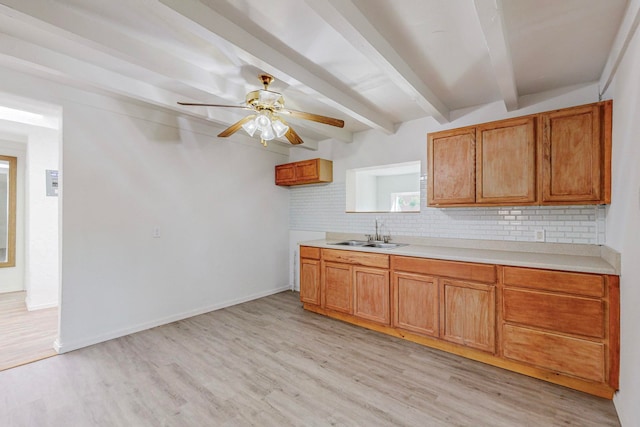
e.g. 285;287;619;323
476;117;536;204
540;104;602;203
428;127;476;206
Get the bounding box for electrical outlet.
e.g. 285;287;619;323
152;227;161;238
534;229;545;242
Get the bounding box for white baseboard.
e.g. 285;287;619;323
26;299;59;311
55;286;291;354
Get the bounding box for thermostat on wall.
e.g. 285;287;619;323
46;169;59;197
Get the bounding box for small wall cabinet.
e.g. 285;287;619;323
427;100;612;207
275;158;333;186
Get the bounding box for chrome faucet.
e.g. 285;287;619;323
368;219;390;242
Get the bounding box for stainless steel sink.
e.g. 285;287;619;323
363;242;408;249
329;240;408;249
329;240;369;246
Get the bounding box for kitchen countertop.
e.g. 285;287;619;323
299;233;620;275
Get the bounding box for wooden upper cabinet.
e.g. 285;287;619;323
275;158;333;186
476;117;536;204
427;101;612;207
427;127;476;206
540;102;609;203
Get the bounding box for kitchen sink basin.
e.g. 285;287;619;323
329;240;369;246
363;242;407;249
329;241;408;249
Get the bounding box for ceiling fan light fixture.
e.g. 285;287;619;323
261;125;276;141
241;115;258;136
255;111;271;131
272;118;289;138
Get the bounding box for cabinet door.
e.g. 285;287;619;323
440;279;495;353
427;127;476;206
476;117;536;204
300;258;320;305
392;272;439;337
354;267;390;325
540;104;601;202
294;159;320;182
322;262;353;314
275;163;296;185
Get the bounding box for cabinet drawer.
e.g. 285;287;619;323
300;246;320;260
392;256;495;283
503;324;605;383
503;288;605;338
503;266;604;297
322;249;389;268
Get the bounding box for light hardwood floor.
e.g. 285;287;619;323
0;291;58;371
0;291;620;426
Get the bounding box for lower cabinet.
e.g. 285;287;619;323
354;267;390;325
323;261;353;314
392;272;439;337
299;246;620;398
500;266;617;388
320;248;391;323
299;246;321;306
440;279;495;353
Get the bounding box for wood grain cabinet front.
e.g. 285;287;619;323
322;261;353;314
500;266;619;389
275;158;333;186
354;267;390;325
299;246;321;306
440;279;496;353
392;256;496;352
320;249;390;320
476;117;536;205
427;127;476;206
299;248;620;398
427;100;612;207
540;101;611;204
392;272;439;337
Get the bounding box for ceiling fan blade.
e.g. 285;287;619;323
284;126;304;145
218;115;255;138
281;109;344;128
178;102;252;110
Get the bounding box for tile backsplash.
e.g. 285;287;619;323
289;180;606;244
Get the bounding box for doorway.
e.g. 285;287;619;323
0;96;61;370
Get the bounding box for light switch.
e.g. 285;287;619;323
534;229;545;242
152;227;161;238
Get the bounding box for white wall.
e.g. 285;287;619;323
0;67;291;352
606;8;640;424
0;137;26;293
25;126;60;310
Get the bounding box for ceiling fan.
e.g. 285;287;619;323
178;74;345;146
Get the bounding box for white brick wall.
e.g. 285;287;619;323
290;178;606;244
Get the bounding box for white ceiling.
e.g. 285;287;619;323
0;0;631;149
